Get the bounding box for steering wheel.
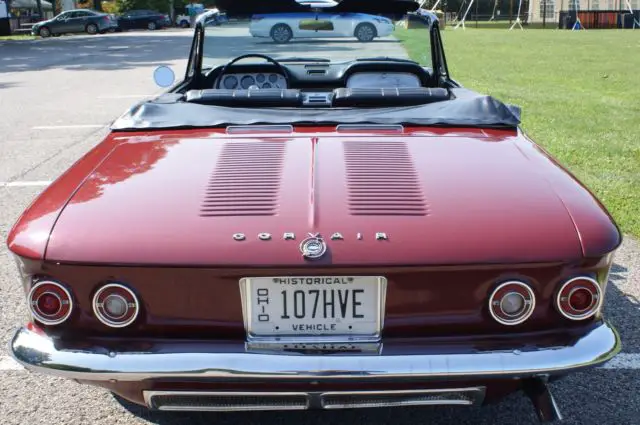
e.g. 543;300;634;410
214;54;290;89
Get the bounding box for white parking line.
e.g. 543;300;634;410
0;353;638;374
32;125;104;130
0;181;52;187
600;353;640;369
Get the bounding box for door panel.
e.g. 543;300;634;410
328;12;353;35
69;17;86;32
52;13;73;33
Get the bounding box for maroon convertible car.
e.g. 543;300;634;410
9;0;621;422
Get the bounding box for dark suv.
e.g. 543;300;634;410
116;10;171;31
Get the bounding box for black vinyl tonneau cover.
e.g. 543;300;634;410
110;88;521;130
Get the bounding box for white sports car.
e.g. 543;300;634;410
249;11;395;43
295;0;338;8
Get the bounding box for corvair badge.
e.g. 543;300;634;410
299;233;327;260
232;232;389;241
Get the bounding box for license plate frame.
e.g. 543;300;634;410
239;276;388;344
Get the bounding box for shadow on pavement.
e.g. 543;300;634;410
0;32;193;73
0;27;404;73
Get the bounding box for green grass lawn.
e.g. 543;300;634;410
396;28;640;239
0;35;36;41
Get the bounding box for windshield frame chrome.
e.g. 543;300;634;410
187;7;449;86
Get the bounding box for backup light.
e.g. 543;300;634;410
93;283;140;328
28;281;73;326
556;277;603;321
488;281;536;326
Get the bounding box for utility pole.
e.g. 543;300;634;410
509;0;513;24
543;0;547;27
475;0;478;27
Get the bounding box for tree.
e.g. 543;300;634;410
116;0;174;13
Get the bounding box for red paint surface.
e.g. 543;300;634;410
7;127;618;266
4;126;620;338
30;258;611;338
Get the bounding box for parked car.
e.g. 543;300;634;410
31;9;115;37
116;9;170;31
10;2;621;423
250;11;395;43
175;7;225;28
295;0;338;8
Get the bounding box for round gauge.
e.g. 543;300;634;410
262;82;272;89
223;75;238;89
268;74;278;83
241;75;255;89
256;73;266;83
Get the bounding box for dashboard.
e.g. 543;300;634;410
346;72;422;89
220;73;288;90
204;61;435;92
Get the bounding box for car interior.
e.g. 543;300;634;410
178;53;455;108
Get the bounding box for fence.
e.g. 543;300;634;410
558;9;640;27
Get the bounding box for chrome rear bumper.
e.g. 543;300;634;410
10;321;620;382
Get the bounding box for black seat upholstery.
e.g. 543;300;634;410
332;87;450;107
185;89;303;107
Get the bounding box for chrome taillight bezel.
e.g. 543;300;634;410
93;283;140;328
488;281;536;326
556;276;603;321
28;280;74;326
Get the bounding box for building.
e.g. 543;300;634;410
527;0;639;23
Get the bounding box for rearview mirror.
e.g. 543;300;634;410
153;66;175;88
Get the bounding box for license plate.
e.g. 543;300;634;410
240;276;387;342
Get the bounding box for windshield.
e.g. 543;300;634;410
200;1;435;74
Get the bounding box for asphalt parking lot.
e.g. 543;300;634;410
0;27;639;425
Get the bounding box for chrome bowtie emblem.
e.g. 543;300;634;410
299;233;327;260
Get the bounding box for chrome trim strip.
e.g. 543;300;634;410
10;322;620;382
144;391;310;411
320;387;485;409
226;125;293;134
142;387;485;411
336;124;404;133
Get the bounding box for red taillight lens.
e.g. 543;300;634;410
488;281;536;326
93;283;140;328
28;281;73;325
556;277;602;320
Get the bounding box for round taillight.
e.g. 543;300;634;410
556;277;602;321
488;281;536;326
28;281;73;325
93;283;139;328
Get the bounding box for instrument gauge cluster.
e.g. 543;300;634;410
221;73;286;90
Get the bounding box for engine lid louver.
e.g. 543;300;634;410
201;141;285;217
343;141;428;216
